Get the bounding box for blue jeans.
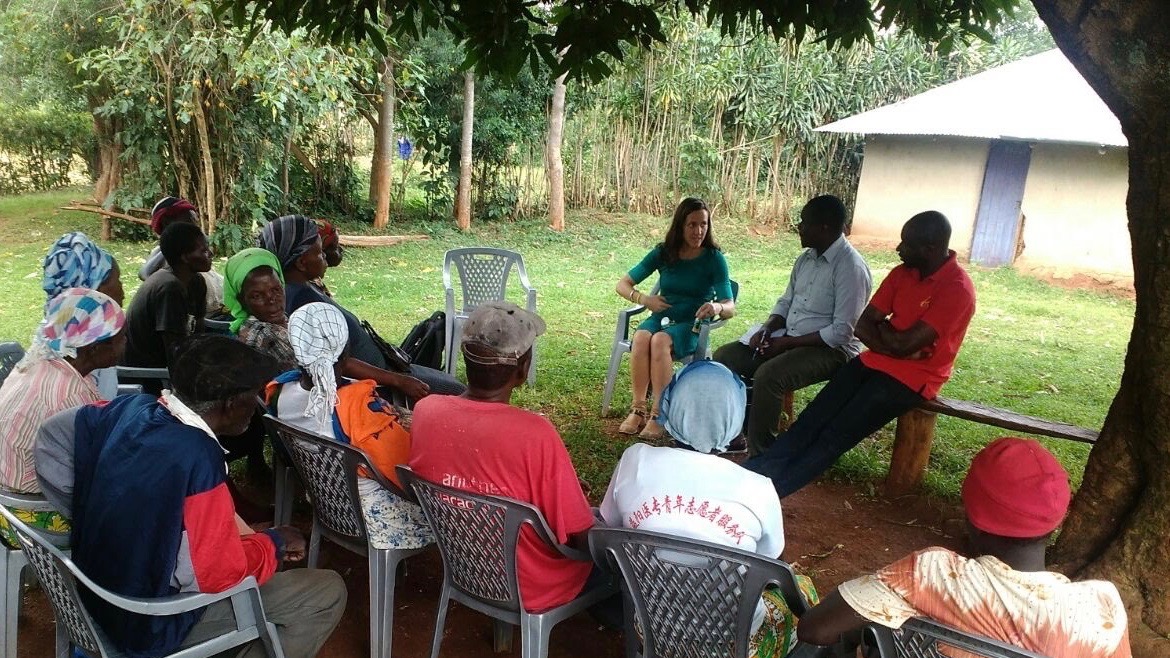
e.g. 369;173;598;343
744;358;923;498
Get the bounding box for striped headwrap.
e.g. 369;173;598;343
288;302;348;430
42;232;115;304
33;288;125;361
150;196;198;235
257;215;319;271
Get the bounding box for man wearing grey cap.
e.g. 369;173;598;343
408;301;601;613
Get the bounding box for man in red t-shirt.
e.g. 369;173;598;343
409;301;605;615
745;211;975;498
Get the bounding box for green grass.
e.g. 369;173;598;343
0;190;1132;499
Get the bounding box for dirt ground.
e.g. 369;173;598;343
14;475;963;658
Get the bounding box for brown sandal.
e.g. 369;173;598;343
618;407;648;434
639;412;666;440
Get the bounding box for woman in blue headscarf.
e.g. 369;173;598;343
42;232;125;307
41;232;126;398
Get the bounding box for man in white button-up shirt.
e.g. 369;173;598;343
714;195;872;456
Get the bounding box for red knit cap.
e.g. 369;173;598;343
961;437;1071;538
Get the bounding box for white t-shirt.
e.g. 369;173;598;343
600;443;784;556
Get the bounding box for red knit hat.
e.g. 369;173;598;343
961;437;1071;538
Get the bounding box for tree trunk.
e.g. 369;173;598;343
1031;1;1170;655
191;84;217;236
454;70;475;231
92;114;122;206
372;56;396;228
546;72;568;231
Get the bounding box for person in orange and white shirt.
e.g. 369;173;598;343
797;437;1132;658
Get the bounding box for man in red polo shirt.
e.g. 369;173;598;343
744;211;975;497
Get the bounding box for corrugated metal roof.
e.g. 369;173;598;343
816;50;1127;147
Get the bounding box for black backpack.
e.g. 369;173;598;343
401;311;446;370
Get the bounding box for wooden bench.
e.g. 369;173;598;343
885;396;1099;496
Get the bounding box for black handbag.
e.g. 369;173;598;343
361;320;412;373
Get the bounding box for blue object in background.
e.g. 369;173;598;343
397;137;413;160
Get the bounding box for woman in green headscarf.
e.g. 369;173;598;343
224;247;296;371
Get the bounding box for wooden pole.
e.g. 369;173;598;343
885;408;939;496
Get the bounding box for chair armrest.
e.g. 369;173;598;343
66;565;261;616
0;491;59;512
444;287;456;315
116;384;144;395
615;304;648;342
115;366;170;381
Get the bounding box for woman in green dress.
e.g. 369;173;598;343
615;197;736;438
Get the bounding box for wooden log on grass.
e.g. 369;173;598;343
337;234;428;247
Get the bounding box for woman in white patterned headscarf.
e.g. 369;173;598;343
267;302;431;550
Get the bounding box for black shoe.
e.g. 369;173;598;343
724;436;748;453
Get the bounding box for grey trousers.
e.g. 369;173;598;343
179;569;348;658
712;341;848;456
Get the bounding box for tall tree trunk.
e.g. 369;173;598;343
191;84;217;236
454;70;475;231
372;55;396;228
1032;1;1170;655
92;114;122;206
546;71;568;231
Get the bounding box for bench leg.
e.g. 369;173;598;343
778;390;795;432
885;408;938;497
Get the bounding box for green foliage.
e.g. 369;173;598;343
406;29;551;222
564;10;1053;217
0;103;94;195
228;0;1021;83
678;136;721;202
75;0;369;251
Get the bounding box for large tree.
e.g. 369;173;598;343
231;0;1170;652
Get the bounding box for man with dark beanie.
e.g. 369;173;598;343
798;437;1132;657
35;336;346;658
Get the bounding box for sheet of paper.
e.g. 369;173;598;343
737;323;787;346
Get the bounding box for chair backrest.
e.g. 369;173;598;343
589;527;810;658
262;415;400;555
443;248;529;313
864;618;1049;658
0;505;107;657
396;465;563;614
0;341;24;386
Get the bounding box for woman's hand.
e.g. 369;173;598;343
695;301;725;320
643;295;671;313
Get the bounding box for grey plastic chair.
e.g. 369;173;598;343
0;504;284;658
601;280;739;414
396;465;615;658
115;365;171;396
589;526;813;658
442;247;538;385
0;342;24;387
0;490;69;658
264;415;430;658
862;618;1048;658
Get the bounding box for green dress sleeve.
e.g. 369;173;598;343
628;246;662;285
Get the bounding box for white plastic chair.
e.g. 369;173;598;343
397;465;616;658
0;491;69;658
443;248;538;385
600;280;739;414
0;504;284;658
264;415;430;658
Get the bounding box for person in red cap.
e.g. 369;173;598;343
797;437;1132;657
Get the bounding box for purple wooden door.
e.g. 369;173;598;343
971;140;1032;267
